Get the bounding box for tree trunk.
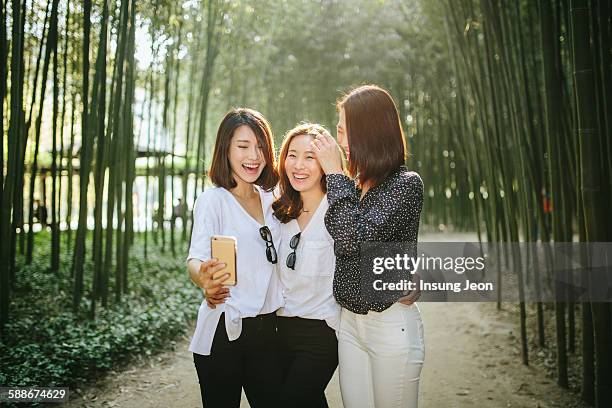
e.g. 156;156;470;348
539;0;569;388
71;0;92;313
50;0;61;273
102;0;129;307
90;0;109;318
0;0;8;216
570;0;612;406
0;0;25;335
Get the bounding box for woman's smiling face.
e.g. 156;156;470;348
284;133;324;193
228;125;266;184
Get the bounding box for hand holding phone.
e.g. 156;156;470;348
197;259;231;309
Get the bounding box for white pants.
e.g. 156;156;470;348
338;302;425;408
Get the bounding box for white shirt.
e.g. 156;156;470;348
276;195;341;331
187;186;283;355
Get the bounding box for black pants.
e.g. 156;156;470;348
277;316;339;408
193;312;280;408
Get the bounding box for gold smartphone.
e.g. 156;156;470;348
211;235;237;286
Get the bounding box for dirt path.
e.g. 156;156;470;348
65;303;584;408
65;233;586;408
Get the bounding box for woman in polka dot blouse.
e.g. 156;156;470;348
312;85;425;408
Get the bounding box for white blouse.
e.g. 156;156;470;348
276;195;341;331
187;186;283;356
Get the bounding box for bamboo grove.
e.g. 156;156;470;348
0;0;610;405
0;0;228;327
416;0;611;406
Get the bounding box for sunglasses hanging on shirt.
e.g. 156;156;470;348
286;232;301;270
259;226;278;264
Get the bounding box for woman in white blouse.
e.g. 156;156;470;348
271;123;341;408
186;108;283;407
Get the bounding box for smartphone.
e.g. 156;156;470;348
211;235;237;286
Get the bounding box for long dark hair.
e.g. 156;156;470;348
209;107;279;191
273;123;329;223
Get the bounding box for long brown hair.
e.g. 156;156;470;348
273;123;329;223
338;85;406;187
208;107;278;191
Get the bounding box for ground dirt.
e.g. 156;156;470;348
65;233;587;408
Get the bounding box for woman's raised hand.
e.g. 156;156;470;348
196;259;231;309
310;132;344;175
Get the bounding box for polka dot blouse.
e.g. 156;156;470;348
324;166;424;314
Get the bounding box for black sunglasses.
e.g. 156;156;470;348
286;232;301;270
259;226;278;264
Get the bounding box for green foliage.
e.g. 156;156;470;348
0;232;199;388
